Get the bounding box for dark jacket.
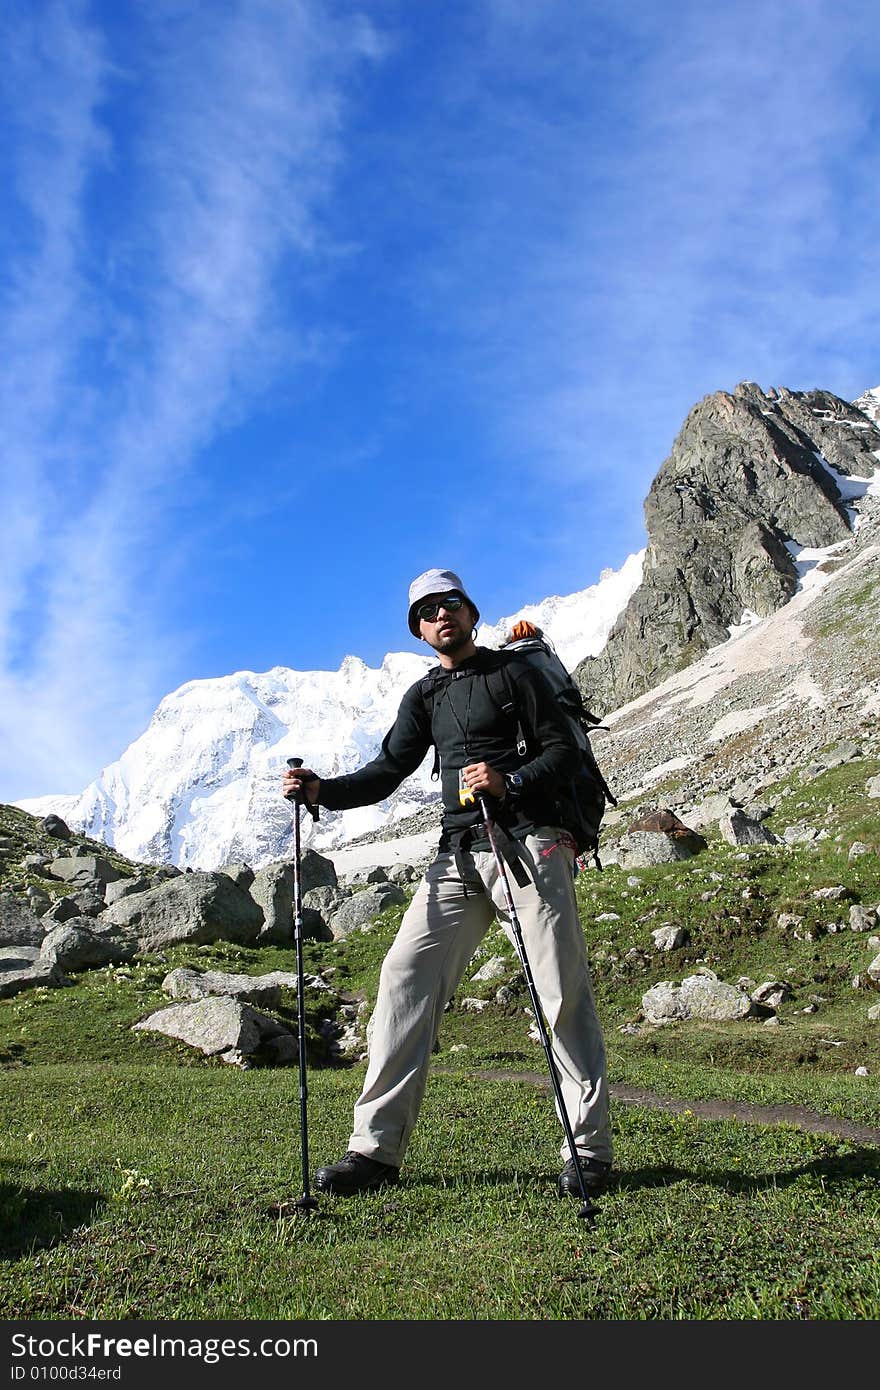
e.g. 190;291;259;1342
318;648;578;845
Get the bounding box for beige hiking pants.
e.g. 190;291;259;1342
347;826;612;1169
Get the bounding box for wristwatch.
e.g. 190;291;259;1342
505;771;524;798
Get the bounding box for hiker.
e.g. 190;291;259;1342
282;568;612;1199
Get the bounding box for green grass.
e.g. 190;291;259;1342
2;1066;878;1320
2;766;879;1320
805;574;880;639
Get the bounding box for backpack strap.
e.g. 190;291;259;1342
485;661;529;758
419;666;450;781
420;656;533;775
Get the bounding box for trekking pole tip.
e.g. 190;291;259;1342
268;1194;319;1219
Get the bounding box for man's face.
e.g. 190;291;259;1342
417;591;475;655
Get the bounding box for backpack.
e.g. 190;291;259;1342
419;631;616;867
490;632;616;867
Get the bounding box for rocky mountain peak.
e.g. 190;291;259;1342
853;386;880;424
575;382;880;713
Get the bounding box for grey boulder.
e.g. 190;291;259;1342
641;980;686;1023
219;862;256;891
69;887;106;918
40;921;132;971
643;970;755;1025
101;871;265;952
23;854;52;873
300;848;338;893
385;863;420;886
619;831;705;867
302;886;349;942
47;855;122;887
26;886;51;915
132;996;296;1067
161;967;282;1009
329;883;406;940
343;866;394;887
651;925;689;952
42;896;85;925
0;945;68;998
471;955;509;983
782;824;821;844
40;814;72;840
0;892;46;947
104;876;159;907
249;861;294;945
684;793;735;832
850;905;879;933
719;809;780;846
257;970;334;1000
751;980;792;1009
680;971;755;1021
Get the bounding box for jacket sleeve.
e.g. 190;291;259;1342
505;660;579;796
318;680;432;811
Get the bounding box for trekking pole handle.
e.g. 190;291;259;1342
286;757;319;821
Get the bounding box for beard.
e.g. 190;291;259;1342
433;628;470;653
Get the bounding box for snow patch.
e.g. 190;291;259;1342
330;830;439;875
811;450;880;531
640;755;694;783
784;535;853;592
708;707;769;743
726;609;762;640
858;686;880;720
784;671;827;710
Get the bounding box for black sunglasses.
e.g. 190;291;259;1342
416;594;465;622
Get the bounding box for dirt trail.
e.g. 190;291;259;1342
445;1069;880;1147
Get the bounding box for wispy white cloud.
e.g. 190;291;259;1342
388;0;880;493
0;0;382;799
0;0;108;656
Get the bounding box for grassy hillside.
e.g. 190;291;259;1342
2;763;879;1320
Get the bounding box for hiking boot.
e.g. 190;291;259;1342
557;1156;612;1198
313;1150;400;1196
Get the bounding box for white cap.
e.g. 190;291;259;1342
407;569;479;636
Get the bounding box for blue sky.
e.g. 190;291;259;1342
2;0;879;801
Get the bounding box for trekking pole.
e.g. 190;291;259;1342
478;795;598;1222
284;757;320;1215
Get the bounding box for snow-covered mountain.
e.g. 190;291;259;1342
854;386;880;424
17;553;645;869
477;551;644;668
